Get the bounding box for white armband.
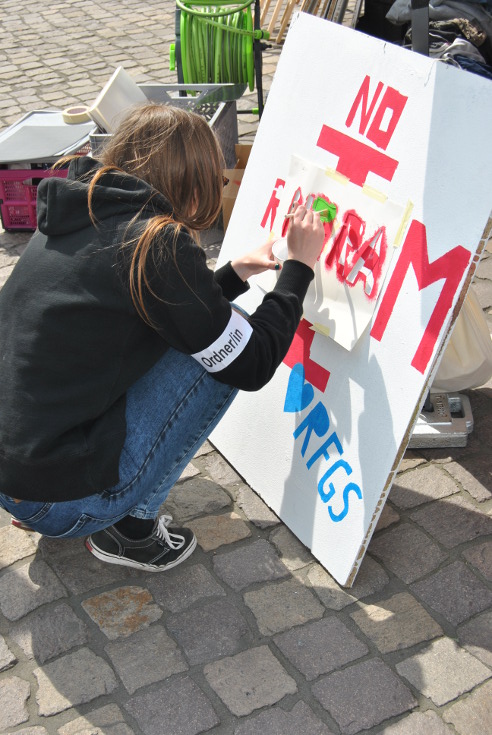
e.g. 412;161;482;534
191;309;253;373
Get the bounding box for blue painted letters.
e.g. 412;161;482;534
285;363;362;523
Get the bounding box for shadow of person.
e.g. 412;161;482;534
278;326;397;588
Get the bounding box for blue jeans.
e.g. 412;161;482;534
0;349;237;538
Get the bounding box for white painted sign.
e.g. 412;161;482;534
211;14;492;586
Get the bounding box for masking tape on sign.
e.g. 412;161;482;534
62;106;91;124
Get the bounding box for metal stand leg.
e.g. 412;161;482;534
175;9;185;86
410;0;430;55
409;392;474;448
254;0;265;117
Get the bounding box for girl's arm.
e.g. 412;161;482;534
143;206;324;391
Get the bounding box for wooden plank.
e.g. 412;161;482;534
276;0;299;43
267;0;287;35
260;0;274;26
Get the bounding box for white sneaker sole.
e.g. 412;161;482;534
85;533;197;572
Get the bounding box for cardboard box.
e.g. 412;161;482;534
222;144;252;232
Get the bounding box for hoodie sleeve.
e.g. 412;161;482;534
213;261;250;301
142;231;313;391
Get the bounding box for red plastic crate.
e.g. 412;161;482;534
0;168;68;231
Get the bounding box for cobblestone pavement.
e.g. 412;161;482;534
0;2;491;734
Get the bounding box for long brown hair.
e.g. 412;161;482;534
88;103;224;324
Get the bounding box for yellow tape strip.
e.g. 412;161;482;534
324;167;349;186
361;183;387;203
393;199;414;248
311;322;331;338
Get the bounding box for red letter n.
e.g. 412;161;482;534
370;220;471;374
345;76;384;135
346;76;408;151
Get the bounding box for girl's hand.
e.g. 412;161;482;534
230;233;279;282
286;203;325;270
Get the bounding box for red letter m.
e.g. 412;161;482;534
370;220;471;374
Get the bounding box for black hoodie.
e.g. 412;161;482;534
0;157;313;502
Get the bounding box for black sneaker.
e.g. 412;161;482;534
85;515;197;572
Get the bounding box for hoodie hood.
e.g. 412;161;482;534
37;156;171;236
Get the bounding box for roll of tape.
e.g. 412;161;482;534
62;106;91;124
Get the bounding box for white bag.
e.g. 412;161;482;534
432;286;492;392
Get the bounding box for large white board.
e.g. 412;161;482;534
211;14;492;586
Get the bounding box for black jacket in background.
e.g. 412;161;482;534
0;157;313;502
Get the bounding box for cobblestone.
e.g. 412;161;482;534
395;637;491;706
212;538;290;590
379;710;454;734
203;646;297;716
411;560;492;626
187;511;251;551
0;526;39;570
9;602;89;664
167;598;252;665
147;562;225;612
369;523;447;583
244;576;325;635
457;609;492;667
81;586;163;639
0;559;67;621
0;676;30;730
37;536;129;594
389;464;460;508
105;625;188;694
411;493;492;547
58;704;132;735
235;484;280;528
442;679;492;735
33;648;118;715
312;659;417;734
0;635;16;672
307;555;389;609
269;525;315;570
124;676;219;735
274;617;368;679
0;2;491;733
164;476;232;522
195;451;243;487
374;502;400;531
234;700;335;735
445;460;491;502
462;538;492;580
350;592;443;653
396;450;427;472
